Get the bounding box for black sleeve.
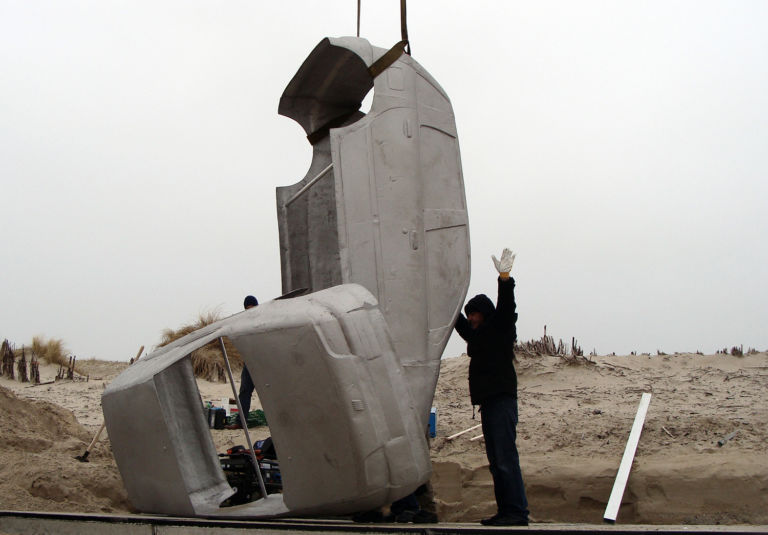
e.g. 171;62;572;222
495;276;517;326
454;313;473;342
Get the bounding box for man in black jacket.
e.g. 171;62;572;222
454;248;529;526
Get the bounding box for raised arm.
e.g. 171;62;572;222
492;248;518;324
495;276;517;324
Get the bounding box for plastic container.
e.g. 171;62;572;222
429;407;437;438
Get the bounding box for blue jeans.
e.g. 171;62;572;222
238;367;255;416
480;394;529;519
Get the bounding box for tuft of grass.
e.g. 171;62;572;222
160;310;223;345
159;310;243;382
30;336;69;366
28;335;86;377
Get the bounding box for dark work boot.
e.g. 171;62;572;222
412;509;438;523
352;510;383;523
480;513;528;526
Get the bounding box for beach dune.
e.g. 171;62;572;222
1;350;766;524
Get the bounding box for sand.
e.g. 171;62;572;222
432;352;768;524
0;351;766;524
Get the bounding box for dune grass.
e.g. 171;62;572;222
25;335;86;377
30;336;69;366
159;310;243;382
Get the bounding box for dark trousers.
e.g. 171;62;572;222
390;493;419;515
238;367;255;416
480;394;529;519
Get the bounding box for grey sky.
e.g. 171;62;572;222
2;1;767;361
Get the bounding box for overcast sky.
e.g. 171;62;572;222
2;1;767;361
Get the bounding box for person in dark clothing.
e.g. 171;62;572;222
384;482;438;523
454;248;529;527
228;295;258;429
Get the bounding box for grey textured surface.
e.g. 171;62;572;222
277;37;470;428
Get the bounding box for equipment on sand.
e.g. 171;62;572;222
75;345;144;462
219;439;281;506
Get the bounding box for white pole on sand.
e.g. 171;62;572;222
446;423;482;441
603;392;652;523
218;337;268;500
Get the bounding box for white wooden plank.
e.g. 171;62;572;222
446;423;482;440
603;392;652;523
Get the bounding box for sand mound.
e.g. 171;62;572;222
431;352;768;524
1;351;766;524
0;386;129;513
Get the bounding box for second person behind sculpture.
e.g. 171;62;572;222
228;295;259;429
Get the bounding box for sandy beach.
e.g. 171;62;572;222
1;350;766;524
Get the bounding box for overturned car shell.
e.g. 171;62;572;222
103;285;430;517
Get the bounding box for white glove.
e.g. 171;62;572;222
492;248;516;274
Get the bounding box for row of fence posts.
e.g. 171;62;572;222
57;355;77;380
514;326;584;358
1;339;29;381
1;339;84;384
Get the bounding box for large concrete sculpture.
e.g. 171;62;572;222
278;37;469;427
102;36;469;518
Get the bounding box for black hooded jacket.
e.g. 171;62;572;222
454;277;518;405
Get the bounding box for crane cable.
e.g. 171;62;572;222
357;0;410;55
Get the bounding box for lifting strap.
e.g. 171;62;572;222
368;39;408;78
369;0;410;77
307;109;360;146
356;0;410;54
400;0;410;55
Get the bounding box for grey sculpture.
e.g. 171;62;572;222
102;36;469;518
278;37;470;428
103;285;430;516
